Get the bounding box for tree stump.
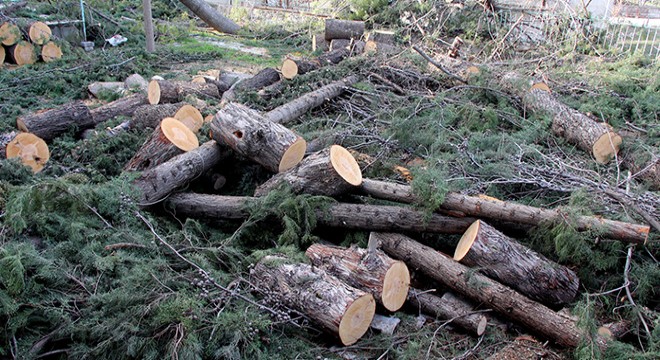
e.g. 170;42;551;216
4;133;50;173
251;256;375;346
305;243;410;311
40;41;62;63
254;145;362;197
325;19;365;40
124;117;199;171
454;220;579;306
6;41;36;65
147;80;220;104
407;288;488;336
174;104;203;132
130;103;183;130
17;101;94;140
210;103;306;173
0;22;21;46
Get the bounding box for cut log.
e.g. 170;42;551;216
265;75;359;125
22;21;51;45
124;117;199;171
366;30;395;44
597;320;630;341
178;0;240;34
124;73;149;91
221;67;280;103
312;33;329;52
281;48;350;80
90;93;150;125
359;179;650;244
325;19;365;40
374;232;584;347
5;132;50;173
17;101;94;141
39;41;62;63
0;131;18;156
210;103;306;173
455;220;579;306
364;41;398;56
132;140;226;205
174;104;203;132
166;194;477;234
305;243;410;311
0;46;5;65
254;145;361;196
80;120;131;139
147;80;220;105
6;41;36;65
407;288;488;336
130;103;183;130
88;82;126;98
0;22;21;46
329;39;351;51
252;256;375;346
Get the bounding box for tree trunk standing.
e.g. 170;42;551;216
148;80;220;104
178;0;240;34
305;244;410;311
124;118;199;171
373;232;584;347
221;67;280;103
6;41;36;65
359;179;650;244
133;140;226;205
251;257;376;346
131;103;184;130
407;288;488;336
142;0;155;52
265;75;359;125
90;94;150;125
39;41;62;62
0;22;21;46
455;220;579;306
325;19;365;40
254;145;362;197
210;103;306;173
17;101;93;141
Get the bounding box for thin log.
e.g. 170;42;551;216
281;48;349;80
325;19;365;40
407;288;488;336
0;22;21;46
221;67;280;103
178;0;240;34
148;80;220;104
17;101;94;141
124;118;199;171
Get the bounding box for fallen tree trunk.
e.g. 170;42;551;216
210;103;306;173
254;145;361;196
325;19;365;40
364;41;399;56
281;48;349;80
305;243;410;311
178;0;240;34
374;232;583;347
88;82;126;98
221;67;280;103
124;118;199;171
407;288;488;336
252;256;375;346
17;101;94;140
265;75;359;125
131;103;184;130
133;140;226;205
359;179;650;244
455;220;579;306
6;41;36;65
147;80;220;104
90;93;150;125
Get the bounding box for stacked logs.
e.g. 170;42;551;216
0;19;62;66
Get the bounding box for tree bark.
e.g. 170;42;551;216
6;41;36;65
148;80;220;104
210;103;306;173
124;118;198;171
89;93;150;125
17;101;94;141
178;0;240;34
254;145;361;197
265;75;359;125
221;67;280;103
251;256;375;346
359;179;650;244
373;232;584;347
282;48;350;79
455;220;579;306
131;103;184;130
305;243;410;311
325;19;365;40
0;46;5;65
407;288;488;336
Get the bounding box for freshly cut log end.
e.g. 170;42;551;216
147;80;161;104
476;316;488;336
7;41;36;65
382;261;411;311
339;294;376;345
6;133;50;173
281;58;299;80
592;131;622;164
174;104;203;132
27;21;51;45
40;41;63;62
161;117;199;151
0;22;21;46
454;220;481;261
325;19;365;41
330;145;362;186
531;82;551;92
279;137;307;172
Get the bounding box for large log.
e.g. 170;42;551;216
39;41;62;63
366;30;396;44
178;0;240;34
210;103;306;173
407;288;488;336
88;93;150;125
17;101;94;141
305;243;410;311
251;256;375;346
21;20;51;45
265;75;359;125
329;39;365;54
221;67;280;103
325;19;365;40
1;132;50;173
373;232;584;347
6;41;36;65
281;48;349;80
130;103;184;130
254;145;361;197
166;194;477;234
455;220;579;306
133;140;226;205
359;179;650;244
0;22;21;46
147;80;220;104
124;117;199;171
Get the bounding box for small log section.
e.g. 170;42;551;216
281;48;349;80
0;22;21;46
125;74;149;91
174;104;203;132
221;67;280;103
90;94;150;125
407;288;488;336
148;80;219;104
133;140;226;205
124;117;199;171
166;194;477;234
325;19;365;40
130;103;183;130
40;41;62;62
6;41;36;65
254;145;361;196
266;75;360;125
374;232;583;347
455;220;580;306
22;21;51;45
17;101;94;141
210;103;306;173
359;179;650;244
178;0;241;34
305;243;410;311
5;132;50;173
252;257;376;346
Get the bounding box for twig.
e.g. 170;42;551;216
412;45;467;84
623;245;652;347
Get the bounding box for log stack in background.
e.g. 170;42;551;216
1;19;62;66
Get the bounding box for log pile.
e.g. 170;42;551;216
0;19;62;66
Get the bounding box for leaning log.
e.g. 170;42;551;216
124;118;199;171
6;41;36;65
221;67;280;103
325;19;365;40
281;48;349;80
17;101;94;141
147;80;220;104
455;220;579;306
178;0;240;34
254;145;361;197
252;256;375;346
305;243;410;311
407;288;488;336
210;103;306;173
374;232;583;347
359;179;650;244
